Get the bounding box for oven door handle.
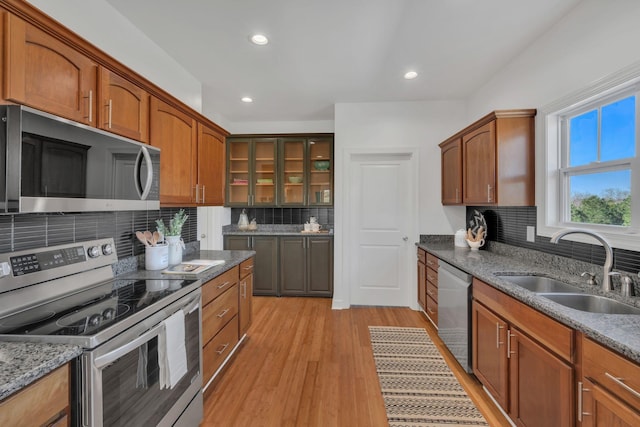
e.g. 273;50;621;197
94;323;163;369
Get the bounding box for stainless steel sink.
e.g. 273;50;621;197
496;275;581;293
540;293;640;315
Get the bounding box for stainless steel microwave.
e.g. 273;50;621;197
0;105;160;213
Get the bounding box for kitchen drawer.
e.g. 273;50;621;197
426;280;438;302
426;267;438;287
473;278;574;362
426;295;438;326
202;266;238;307
426;253;439;270
0;364;69;427
202;284;239;346
417;248;426;264
583;337;640;410
239;257;254;279
203;315;239;384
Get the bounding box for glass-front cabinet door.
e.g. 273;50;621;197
308;138;332;205
227;139;250;205
227;138;277;206
253;138;277;205
280;138;306;205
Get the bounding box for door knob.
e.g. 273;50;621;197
402;236;409;241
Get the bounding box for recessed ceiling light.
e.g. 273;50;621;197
404;71;418;80
250;34;269;45
241;97;253;103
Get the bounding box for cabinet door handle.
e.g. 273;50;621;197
507;330;516;358
487;184;493;202
217;308;230;318
496;323;504;348
605;372;640;399
241;281;246;298
216;281;230;290
194;185;200;203
456;188;460;203
578;381;591;421
107;99;113;128
215;343;230;355
202;185;206;204
84;90;93;123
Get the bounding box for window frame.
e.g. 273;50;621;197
537;62;640;251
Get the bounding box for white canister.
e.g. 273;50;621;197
145;244;169;270
455;229;468;248
166;235;185;266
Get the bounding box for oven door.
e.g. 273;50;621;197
79;290;202;427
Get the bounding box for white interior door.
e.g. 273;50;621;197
348;152;415;306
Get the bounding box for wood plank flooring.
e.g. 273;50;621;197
202;297;510;427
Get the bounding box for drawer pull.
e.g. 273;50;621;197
605;372;640;399
427;260;434;266
496;323;504;349
215;343;230;355
427;308;435;315
217;281;231;289
217;308;230;318
243;265;254;270
427;275;435;282
427;289;434;296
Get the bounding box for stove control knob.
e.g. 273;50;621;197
102;243;113;256
87;246;101;258
88;314;102;327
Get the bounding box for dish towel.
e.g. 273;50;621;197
158;309;188;389
136;342;148;389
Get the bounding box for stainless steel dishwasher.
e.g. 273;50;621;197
437;260;473;373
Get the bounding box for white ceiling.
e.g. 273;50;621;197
104;0;582;123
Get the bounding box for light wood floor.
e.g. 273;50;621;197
202;297;510;427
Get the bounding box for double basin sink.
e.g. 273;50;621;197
496;274;640;315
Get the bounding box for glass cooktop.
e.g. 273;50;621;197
0;277;197;340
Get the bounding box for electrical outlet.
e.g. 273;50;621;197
526;226;535;242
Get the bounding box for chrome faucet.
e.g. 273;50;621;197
550;228;614;292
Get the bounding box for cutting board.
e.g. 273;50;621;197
163;259;225;275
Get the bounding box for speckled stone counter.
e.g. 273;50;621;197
117;249;256;282
222;224;334;236
0;342;82;401
417;237;640;363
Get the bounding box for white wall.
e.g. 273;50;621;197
332;100;467;308
467;0;640;120
26;0;203;113
227;120;334;135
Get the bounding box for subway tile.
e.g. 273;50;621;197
47;214;75;246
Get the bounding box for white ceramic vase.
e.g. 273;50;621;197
166;235;184;265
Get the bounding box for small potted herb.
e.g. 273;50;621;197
156;209;188;265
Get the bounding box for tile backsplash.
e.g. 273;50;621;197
231;207;334;227
468;206;640;274
0;207;198;259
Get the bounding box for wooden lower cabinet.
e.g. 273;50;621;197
580;336;640;426
239;257;254;337
224;235;278;296
224;235;333;297
279;236;333;297
417;248;426;310
472;279;574;427
0;363;70;426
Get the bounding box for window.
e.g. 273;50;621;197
538;63;640;251
560;93;636;227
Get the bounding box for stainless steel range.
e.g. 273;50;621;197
0;239;203;427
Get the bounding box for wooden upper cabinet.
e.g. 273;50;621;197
98;67;149;142
197;123;225;205
463;121;496;205
440;137;462;205
150;97;197;205
440;110;535;206
4;14;97;124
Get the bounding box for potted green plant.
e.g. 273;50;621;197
156;209;188;265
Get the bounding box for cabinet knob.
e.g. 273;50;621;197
402;236;409;242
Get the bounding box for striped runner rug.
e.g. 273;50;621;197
369;326;489;427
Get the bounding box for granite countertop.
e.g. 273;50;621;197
417;238;640;364
222;224;334;236
0;248;254;402
0;342;82;401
